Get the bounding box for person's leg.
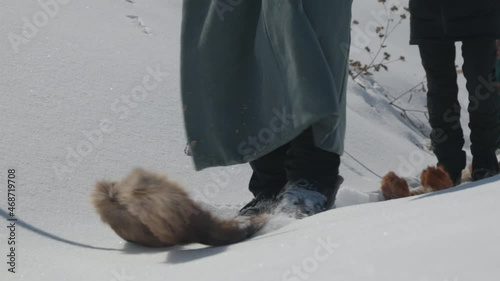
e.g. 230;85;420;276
242;126;342;217
239;143;290;216
248;143;289;197
418;41;466;183
268;0;349;217
496;58;500;149
461;39;500;179
285;127;340;194
271;127;342;218
496;47;500;150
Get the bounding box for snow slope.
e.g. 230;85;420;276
0;0;498;280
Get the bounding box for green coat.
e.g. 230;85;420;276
181;0;353;170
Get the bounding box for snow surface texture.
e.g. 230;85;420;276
0;0;499;280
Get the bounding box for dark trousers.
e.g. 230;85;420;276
418;39;500;179
248;127;340;197
497;59;500;149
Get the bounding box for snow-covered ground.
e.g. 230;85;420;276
0;0;498;280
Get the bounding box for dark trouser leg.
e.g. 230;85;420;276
248;143;289;197
495;58;500;149
285;127;340;193
418;41;466;182
248;127;340;197
461;39;500;173
497;60;500;149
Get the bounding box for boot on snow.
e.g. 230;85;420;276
471;153;500;181
238;192;278;217
273;176;344;218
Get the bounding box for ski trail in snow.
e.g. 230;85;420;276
335;186;383;208
0;208;120;251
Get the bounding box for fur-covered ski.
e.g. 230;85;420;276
91;169;267;247
379;161;500;200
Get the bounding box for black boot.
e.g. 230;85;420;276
276;127;342;218
472;153;499;181
239;192;279;216
240;127;343;217
239;143;289;216
274;176;344;218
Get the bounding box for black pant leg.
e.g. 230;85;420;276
248;143;289;197
418;41;466;181
462;38;498;151
249;127;341;197
285;127;340;189
461;39;500;171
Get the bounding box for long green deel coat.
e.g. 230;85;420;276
181;0;353;170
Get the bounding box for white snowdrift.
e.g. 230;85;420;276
2;176;499;281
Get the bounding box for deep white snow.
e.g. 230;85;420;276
1;0;499;280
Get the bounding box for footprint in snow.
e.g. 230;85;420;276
126;15;151;34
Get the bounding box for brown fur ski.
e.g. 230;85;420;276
381;166;454;200
91;168;267;247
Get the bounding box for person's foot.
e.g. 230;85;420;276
238;193;278;217
471;153;499;181
273;176;344;219
437;151;466;186
471;168;498;181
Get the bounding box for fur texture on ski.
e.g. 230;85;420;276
380;166;454;200
91;168;267;247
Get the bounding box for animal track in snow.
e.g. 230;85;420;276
126;15;151;34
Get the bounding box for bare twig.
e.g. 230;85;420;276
389;78;427;105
